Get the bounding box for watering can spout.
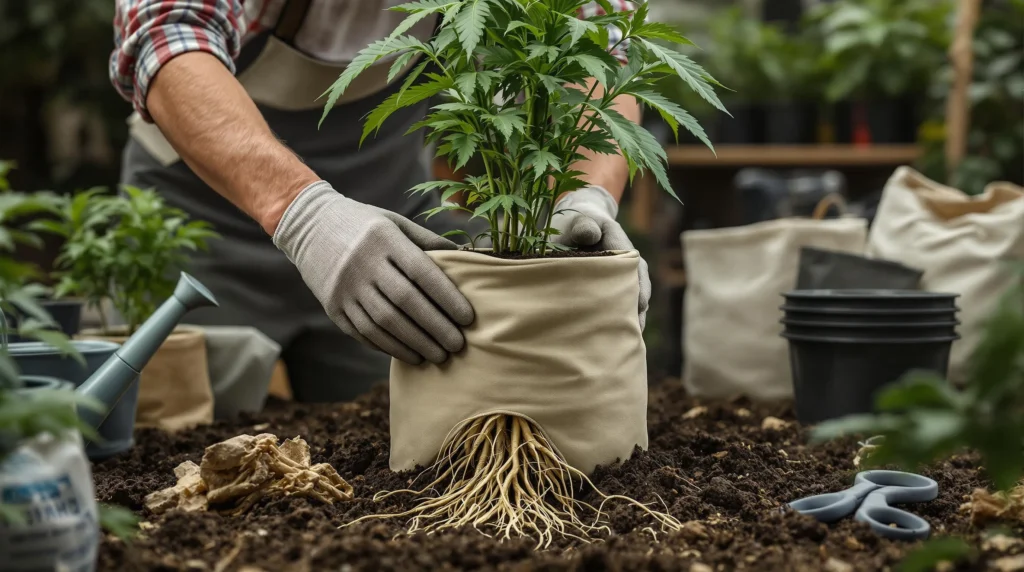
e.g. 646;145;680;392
76;272;218;429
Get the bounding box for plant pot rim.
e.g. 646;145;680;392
780;318;960;328
782;332;960;344
443;248;638;266
6;339;120;356
779;304;959;315
783;289;958;300
78;323;205;338
15;375;74;393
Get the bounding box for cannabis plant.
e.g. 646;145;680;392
43;186;219;334
322;0;724;255
812;266;1024;491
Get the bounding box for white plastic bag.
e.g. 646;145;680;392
0;432;99;572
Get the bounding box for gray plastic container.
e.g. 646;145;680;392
10;340;138;460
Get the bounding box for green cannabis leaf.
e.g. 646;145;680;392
322;0;724;255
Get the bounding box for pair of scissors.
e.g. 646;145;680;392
788;470;939;540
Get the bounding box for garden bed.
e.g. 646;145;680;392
94;380;1000;571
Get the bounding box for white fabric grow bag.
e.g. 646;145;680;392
389;249;648;475
0;432;99;572
867;167;1024;385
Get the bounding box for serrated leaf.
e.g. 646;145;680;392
568;55;609;86
448;132;479;170
523;150;561;179
484;110;526;141
630;89;713;152
360;78;453;145
455;0;491;57
563;16;598;48
633;22;694;46
637;39;727;114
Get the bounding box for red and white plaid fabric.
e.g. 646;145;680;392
111;0;636;120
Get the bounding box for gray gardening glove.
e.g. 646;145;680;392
550;186;652;331
273;181;473;365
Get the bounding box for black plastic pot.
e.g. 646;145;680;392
796;247;924;291
782;290;959;312
780;306;959;324
781;320;960;340
717;101;762;144
40;299;83;336
10;340;139;460
763;101;816;144
784;332;957;423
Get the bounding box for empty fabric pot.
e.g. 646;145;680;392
796;247;924;290
10;340;138;460
866;167;1024;385
389;250;647;475
783;290;959;312
78;325;213;432
784;333;958;423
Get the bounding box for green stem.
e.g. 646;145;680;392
480;156;501;251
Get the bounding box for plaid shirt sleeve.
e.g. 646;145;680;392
577;0;638;63
110;0;246;121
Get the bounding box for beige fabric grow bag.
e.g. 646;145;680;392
866;167;1024;385
682;198;868;400
389;249;648;475
79;325;213;431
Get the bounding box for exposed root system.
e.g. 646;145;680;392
345;414;681;548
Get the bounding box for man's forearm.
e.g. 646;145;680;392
571;78;642;203
146;52;320;235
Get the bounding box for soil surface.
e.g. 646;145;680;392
482;250;615;260
94;380;1017;571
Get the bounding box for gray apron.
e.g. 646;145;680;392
120;0;475;404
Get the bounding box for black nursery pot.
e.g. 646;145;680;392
763;101;816;144
716;101;762;144
781;319;960;340
779;306;960;324
784;332;958;424
40;299;84;337
783;290;959;312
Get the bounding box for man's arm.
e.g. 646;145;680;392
147;52;319;235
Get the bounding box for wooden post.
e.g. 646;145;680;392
945;0;982;176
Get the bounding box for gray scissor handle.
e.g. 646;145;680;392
788;481;878;523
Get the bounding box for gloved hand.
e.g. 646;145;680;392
549;185;651;330
273;181;473;365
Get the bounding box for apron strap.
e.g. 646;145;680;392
275;0;313;44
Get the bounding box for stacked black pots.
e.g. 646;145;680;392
780;289;960;423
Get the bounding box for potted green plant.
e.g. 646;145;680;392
321;0;724;544
0;180;138;572
703;6;772;143
48;186;221;432
808;0;954;144
759;25;820;144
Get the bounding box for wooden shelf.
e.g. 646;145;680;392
666;144;923;167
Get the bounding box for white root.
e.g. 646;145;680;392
344;414;681;549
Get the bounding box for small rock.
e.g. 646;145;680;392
683;406;708;420
992;554;1024;572
761;416;789;430
712;451;729;459
681;549;702;558
843;536;862;551
735;408;751;418
680;521;710;541
935;562;955;572
778;449;789;458
184;560;209;571
824;557;853;572
985;534;1023;553
251;423;269;431
689;564;712;572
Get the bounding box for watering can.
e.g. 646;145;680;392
7;272;218;457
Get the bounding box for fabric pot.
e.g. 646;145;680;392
193;325;282;421
682;194;868;400
389;250;647;475
78;325;213;431
866;167;1024;385
796;247;924;290
0;427;99;572
10;340;137;460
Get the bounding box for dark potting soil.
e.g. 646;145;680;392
478;250;616;260
93;381;1012;572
